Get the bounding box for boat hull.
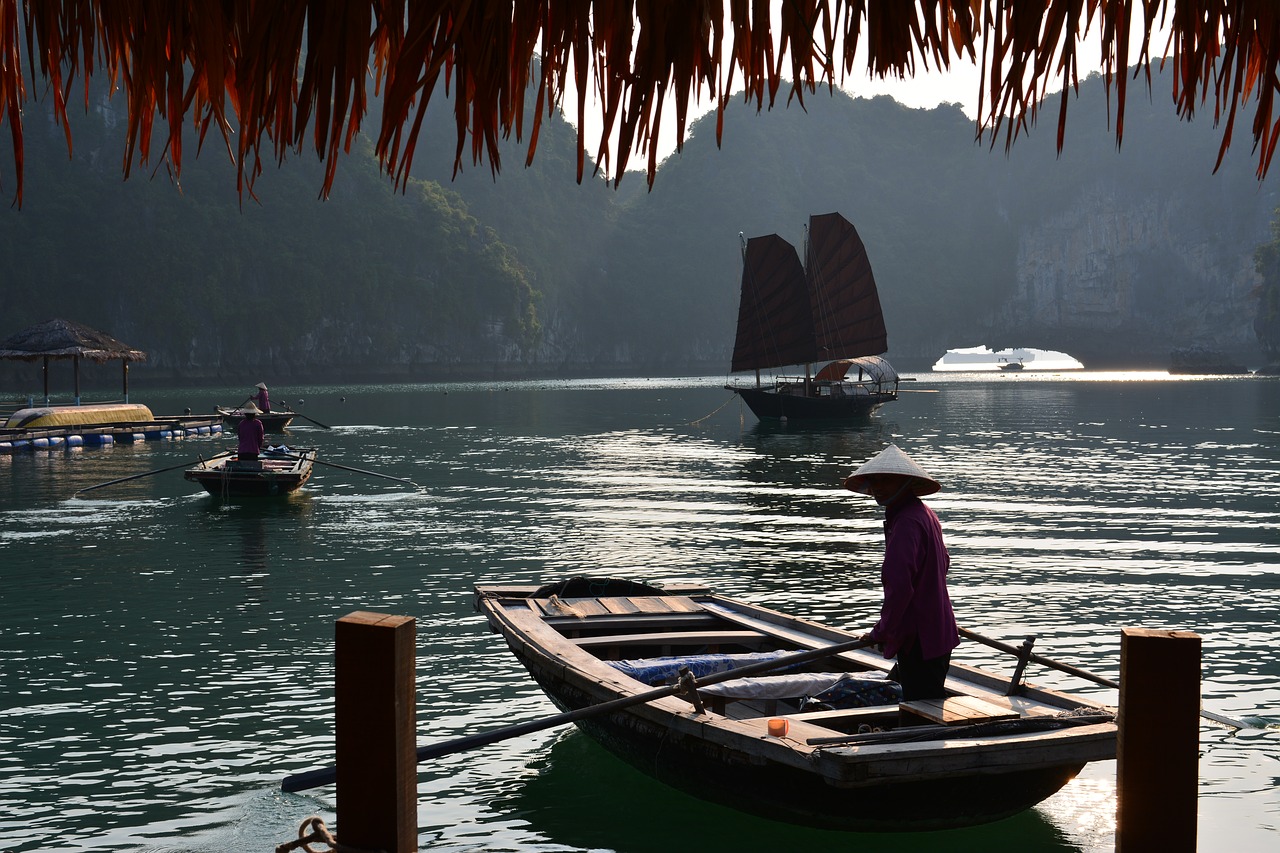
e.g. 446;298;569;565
728;385;893;421
5;403;154;429
519;651;1084;831
184;449;314;497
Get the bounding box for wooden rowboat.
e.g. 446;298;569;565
474;577;1118;832
184;447;315;497
216;405;296;433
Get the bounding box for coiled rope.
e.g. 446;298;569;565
274;816;388;853
275;817;337;852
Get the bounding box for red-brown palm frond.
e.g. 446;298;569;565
1;1;1279;208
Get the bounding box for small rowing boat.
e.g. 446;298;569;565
184;446;315;497
475;577;1117;832
216;405;296;433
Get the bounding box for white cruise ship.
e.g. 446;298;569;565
931;345;1085;372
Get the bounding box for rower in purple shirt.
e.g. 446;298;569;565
843;444;959;700
237;402;266;461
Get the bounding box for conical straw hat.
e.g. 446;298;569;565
255;382;268;390
242;401;261;414
843;444;940;496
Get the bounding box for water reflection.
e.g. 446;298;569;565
490;729;1080;853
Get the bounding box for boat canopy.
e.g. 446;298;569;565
731;212;887;373
814;355;898;383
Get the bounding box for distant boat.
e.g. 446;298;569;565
725;212;899;420
216;405;296;433
932;346;1084;372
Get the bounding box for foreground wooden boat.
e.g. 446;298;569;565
475;577;1117;832
216;405;296;433
184;447;315;497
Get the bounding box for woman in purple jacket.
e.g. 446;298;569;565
844;444;959;700
237;402;266;461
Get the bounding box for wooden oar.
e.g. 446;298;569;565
280;636;875;792
959;627;1250;729
273;451;418;488
289;411;332;430
74;451;234;496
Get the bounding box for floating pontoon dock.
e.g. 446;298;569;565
0;414;222;453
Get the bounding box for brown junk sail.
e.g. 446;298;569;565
730;213;887;374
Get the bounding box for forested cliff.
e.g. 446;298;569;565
2;66;1277;388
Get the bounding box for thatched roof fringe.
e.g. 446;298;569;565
0;319;148;363
1;1;1279;207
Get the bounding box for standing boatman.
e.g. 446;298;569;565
254;382;271;413
237;402;266;462
843;444;959;700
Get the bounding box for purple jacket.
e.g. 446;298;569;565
237;417;265;456
256;388;271;413
867;495;959;661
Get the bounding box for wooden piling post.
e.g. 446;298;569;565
1116;627;1200;852
336;611;417;853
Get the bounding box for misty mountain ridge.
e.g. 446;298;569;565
1;64;1276;391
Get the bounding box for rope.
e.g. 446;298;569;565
689;393;735;426
273;816;387;853
275;817;337;853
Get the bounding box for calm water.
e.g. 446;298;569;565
1;373;1277;852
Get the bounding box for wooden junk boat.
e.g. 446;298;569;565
184;447;316;497
216;405;296;433
475;577;1118;832
726;212;900;421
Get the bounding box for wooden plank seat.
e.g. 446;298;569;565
899;695;1021;727
543;613;722;633
784;704;902;726
572;629;768;650
533;595;705;620
726;703;905;730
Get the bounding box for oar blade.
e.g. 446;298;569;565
74;451;234;496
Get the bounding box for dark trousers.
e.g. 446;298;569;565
890;641;951;700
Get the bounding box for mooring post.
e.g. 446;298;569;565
336;611;417;853
1116;627;1201;852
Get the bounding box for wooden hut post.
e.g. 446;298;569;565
42;355;49;405
1116;628;1201;852
73;355;81;404
335;611;418;853
122;360;129;403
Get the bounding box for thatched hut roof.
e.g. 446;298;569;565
0;319;148;364
0;2;1278;206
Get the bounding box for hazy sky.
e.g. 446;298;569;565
567;62;985;177
564;13;1169;176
